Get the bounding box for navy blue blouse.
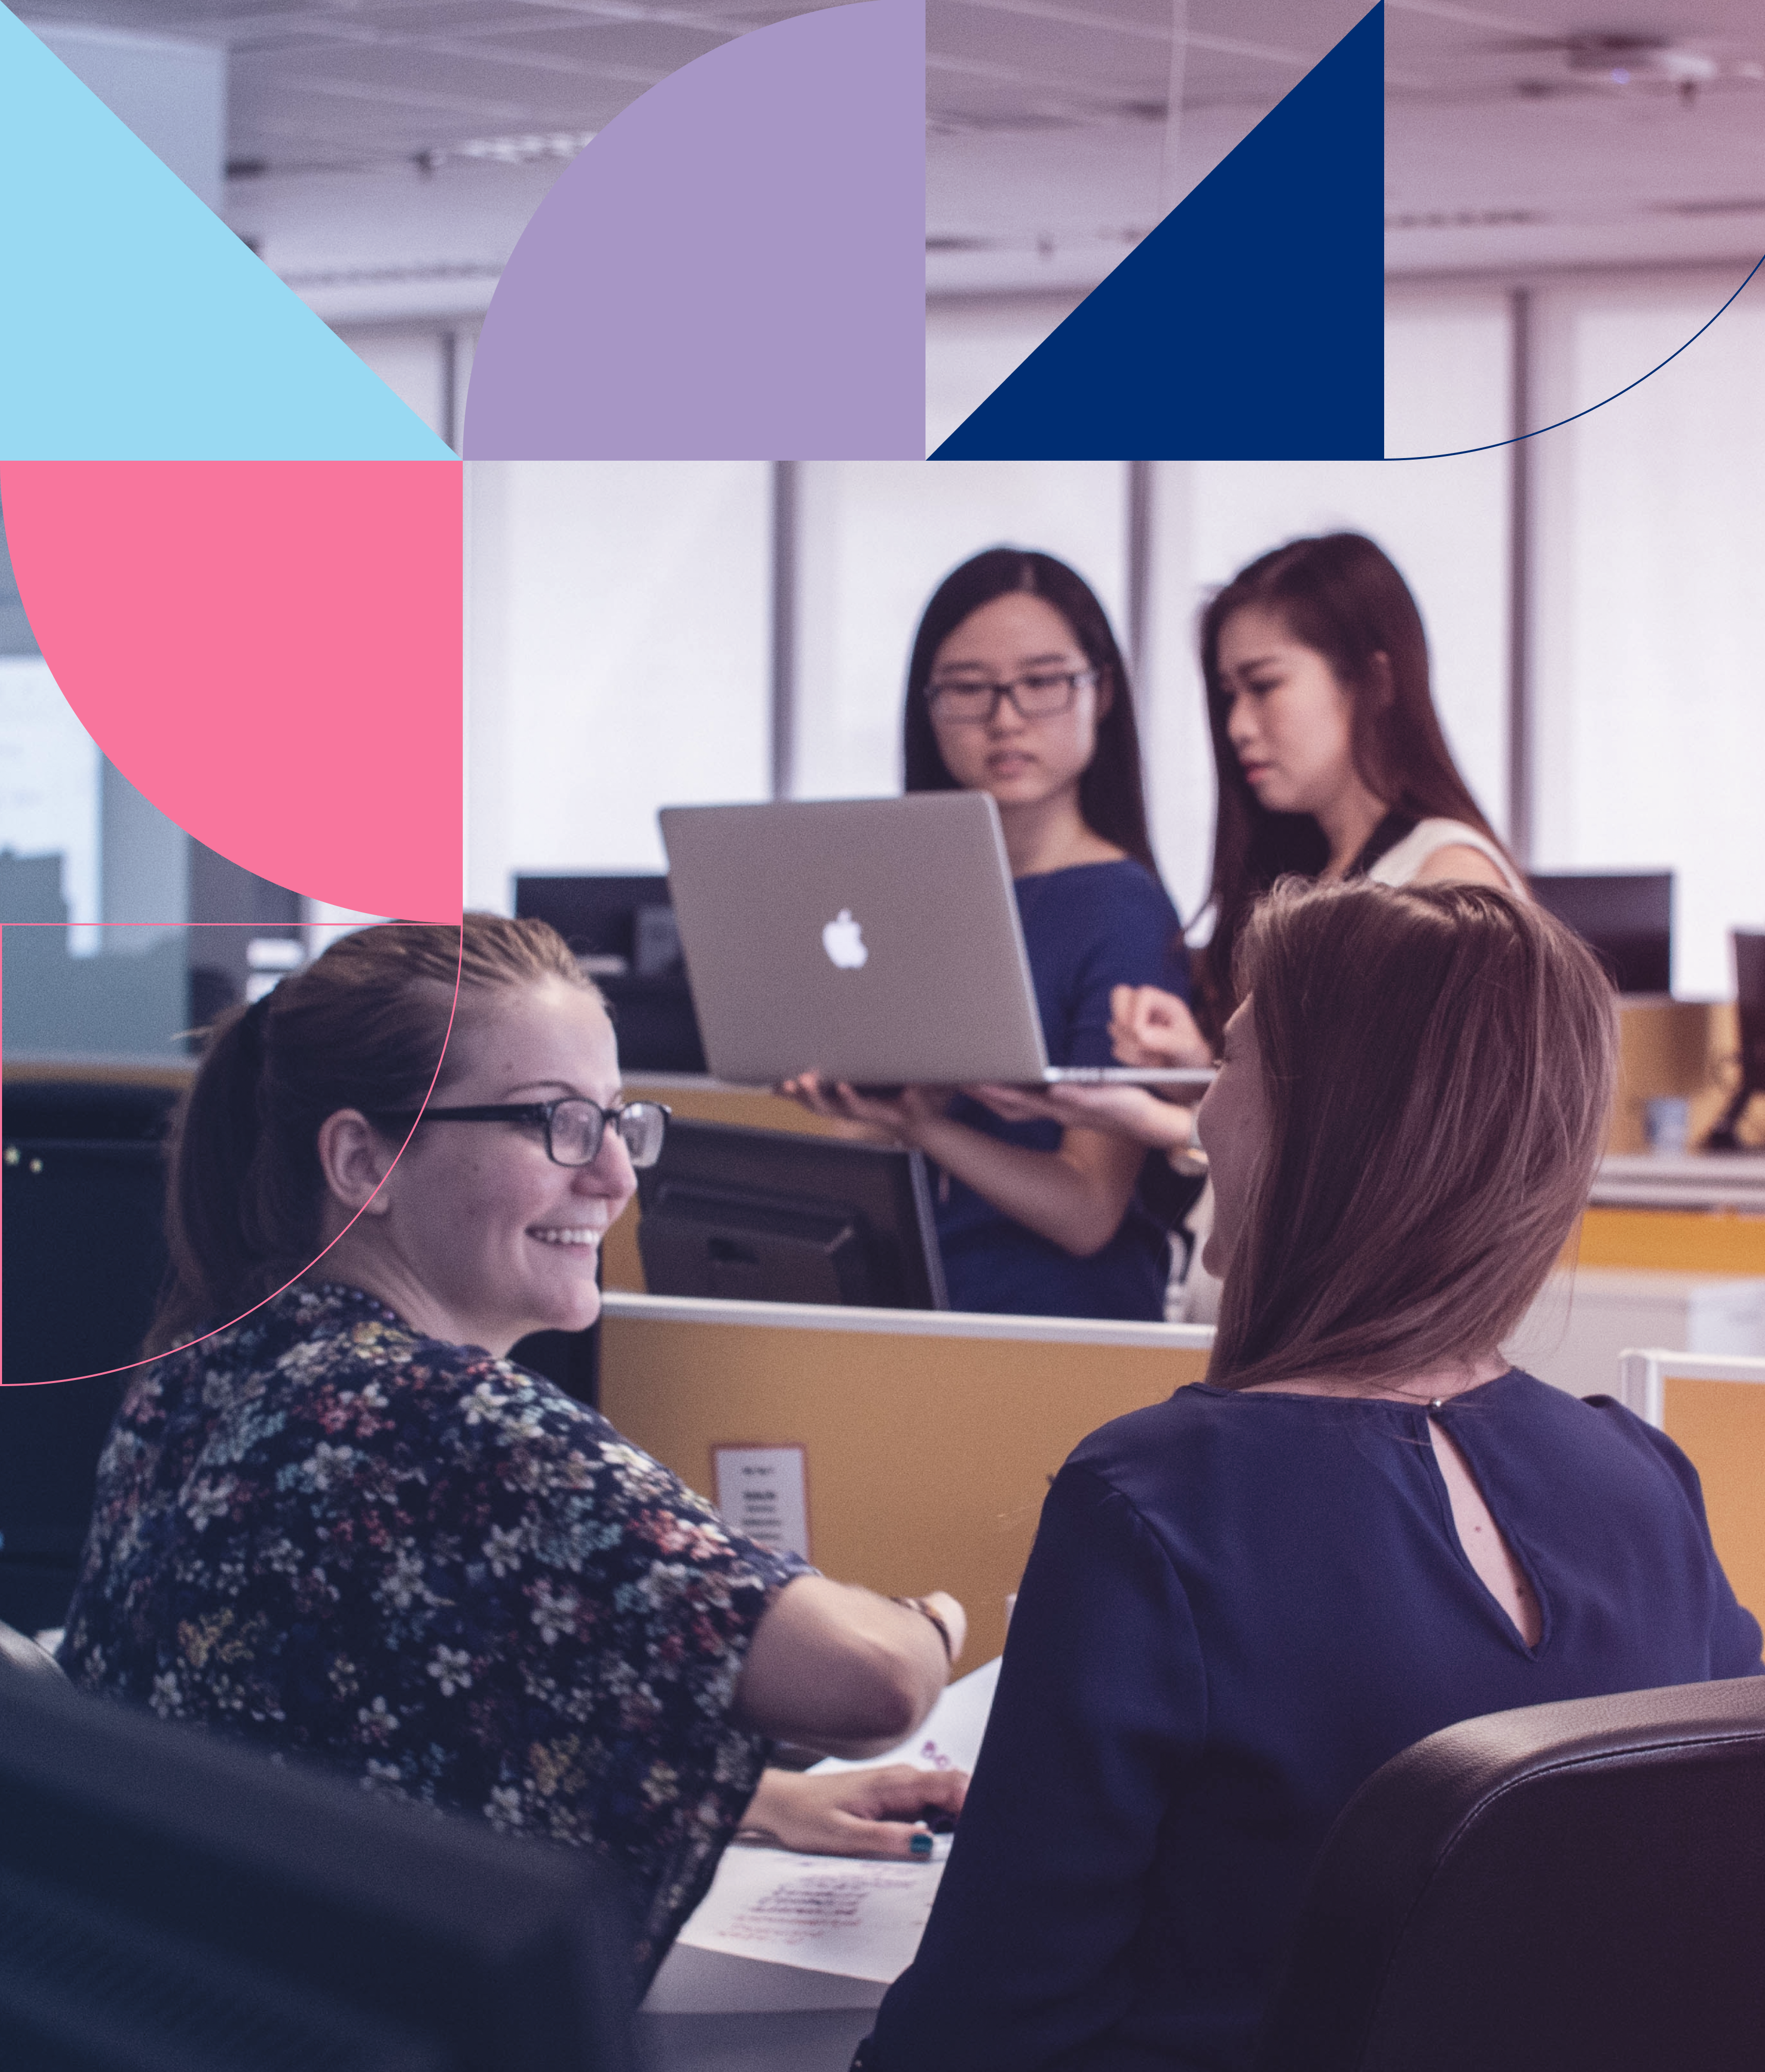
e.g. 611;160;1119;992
935;858;1189;1321
872;1373;1763;2071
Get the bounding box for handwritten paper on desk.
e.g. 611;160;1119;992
675;1845;951;1982
672;1657;1003;1983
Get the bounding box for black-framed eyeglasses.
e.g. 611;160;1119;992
367;1097;670;1169
924;668;1097;725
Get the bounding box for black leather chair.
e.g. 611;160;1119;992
1253;1677;1765;2072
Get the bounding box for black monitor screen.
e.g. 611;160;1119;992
0;1670;639;2072
1529;872;1672;996
514;876;706;1074
1732;932;1765;1093
513;874;676;971
636;1120;948;1309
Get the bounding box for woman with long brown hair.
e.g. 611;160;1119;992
861;880;1760;2072
1114;529;1524;1078
59;914;969;1987
975;532;1528;1276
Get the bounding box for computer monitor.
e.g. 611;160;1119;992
0;1669;639;2071
1;1080;180;1634
1705;930;1765;1151
513;875;707;1074
1529;872;1673;996
636;1120;949;1309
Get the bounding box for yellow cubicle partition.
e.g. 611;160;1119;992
1574;1210;1765;1278
599;1291;1213;1666
1668;1381;1765;1629
1621;1351;1765;1631
1609;998;1735;1152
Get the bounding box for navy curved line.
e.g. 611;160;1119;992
1386;251;1765;462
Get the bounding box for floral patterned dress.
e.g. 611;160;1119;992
58;1282;811;1982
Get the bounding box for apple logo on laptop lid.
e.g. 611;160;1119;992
822;909;869;970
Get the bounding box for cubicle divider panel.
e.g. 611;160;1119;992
1574;1209;1765;1278
1610;999;1736;1154
608;1080;856;1293
1661;1376;1765;1631
599;1293;1214;1666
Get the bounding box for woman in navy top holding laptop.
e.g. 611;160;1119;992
787;548;1188;1321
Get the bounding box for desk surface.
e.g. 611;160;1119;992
1593;1153;1765;1214
638;2006;872;2071
600;1286;1214;1350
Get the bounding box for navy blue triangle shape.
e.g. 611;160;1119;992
934;3;1384;460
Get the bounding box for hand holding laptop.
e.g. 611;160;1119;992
965;1080;1198;1154
787;1069;1202;1160
960;980;1213;1146
780;1071;957;1147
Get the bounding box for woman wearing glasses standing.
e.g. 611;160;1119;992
787;548;1190;1321
59;915;969;1989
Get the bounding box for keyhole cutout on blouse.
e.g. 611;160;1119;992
1427;1417;1543;1649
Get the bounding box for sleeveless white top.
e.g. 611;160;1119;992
1365;817;1526;896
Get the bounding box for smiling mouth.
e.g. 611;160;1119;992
528;1227;602;1247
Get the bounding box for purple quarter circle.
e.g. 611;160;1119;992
463;0;925;460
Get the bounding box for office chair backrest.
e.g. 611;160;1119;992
1252;1677;1765;2072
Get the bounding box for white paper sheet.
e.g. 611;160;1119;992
674;1844;951;1983
666;1657;1003;1989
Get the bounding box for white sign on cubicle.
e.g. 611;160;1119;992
713;1443;810;1559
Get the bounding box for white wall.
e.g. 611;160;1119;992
792;461;1129;800
1384;285;1514;460
448;270;1765;1003
466;438;1515;941
465;462;772;911
333;321;480;451
1531;270;1765;998
924;294;1086;456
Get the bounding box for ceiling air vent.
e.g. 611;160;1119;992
1652;197;1765;217
1385;209;1543;231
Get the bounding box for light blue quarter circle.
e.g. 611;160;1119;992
0;6;452;462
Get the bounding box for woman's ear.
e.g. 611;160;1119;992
1366;651;1396;713
314;1109;399;1218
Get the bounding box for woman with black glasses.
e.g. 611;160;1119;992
786;548;1192;1321
59;914;968;1989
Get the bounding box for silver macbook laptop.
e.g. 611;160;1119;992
658;794;1215;1092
